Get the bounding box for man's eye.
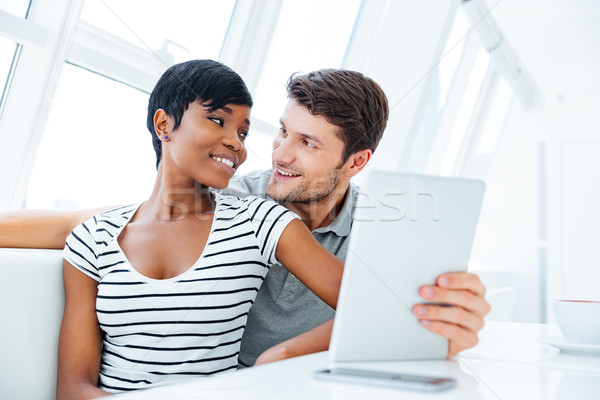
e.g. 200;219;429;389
303;139;315;148
239;131;249;140
279;127;287;137
209;117;224;127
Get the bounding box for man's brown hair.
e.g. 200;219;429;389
286;69;389;162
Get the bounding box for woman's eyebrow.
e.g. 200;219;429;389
217;106;250;126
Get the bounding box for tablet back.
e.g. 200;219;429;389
329;171;485;362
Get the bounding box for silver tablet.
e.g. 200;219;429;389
329;171;485;362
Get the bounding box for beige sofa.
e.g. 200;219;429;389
0;248;64;400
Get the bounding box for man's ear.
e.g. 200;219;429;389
153;109;172;141
343;149;372;178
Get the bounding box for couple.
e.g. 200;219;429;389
0;60;490;398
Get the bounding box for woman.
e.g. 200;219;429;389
57;60;343;399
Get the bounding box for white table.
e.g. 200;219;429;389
113;322;600;400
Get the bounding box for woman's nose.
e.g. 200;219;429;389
224;131;242;152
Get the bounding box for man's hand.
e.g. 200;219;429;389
412;271;491;357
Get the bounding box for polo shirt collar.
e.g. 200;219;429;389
312;182;358;236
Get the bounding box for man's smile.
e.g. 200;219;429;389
274;165;302;180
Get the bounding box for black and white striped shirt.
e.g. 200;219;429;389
63;194;296;392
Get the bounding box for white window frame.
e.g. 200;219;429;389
343;0;460;173
422;33;482;175
0;0;84;210
0;0;290;211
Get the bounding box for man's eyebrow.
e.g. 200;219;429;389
299;132;324;145
279;118;324;145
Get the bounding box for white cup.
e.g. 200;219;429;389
553;300;600;344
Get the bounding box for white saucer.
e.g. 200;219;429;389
538;335;600;356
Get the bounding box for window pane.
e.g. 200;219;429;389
236;129;275;176
404;10;470;173
477;76;513;155
26;64;155;210
252;0;362;125
438;10;469;110
80;0;236;63
0;37;19;114
440;48;490;175
0;0;31;18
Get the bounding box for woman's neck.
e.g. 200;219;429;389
142;163;216;221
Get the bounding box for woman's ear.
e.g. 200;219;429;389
153;109;172;141
343;149;372;178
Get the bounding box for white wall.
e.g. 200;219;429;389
545;93;600;319
470;88;600;323
466;0;600;322
469;101;543;322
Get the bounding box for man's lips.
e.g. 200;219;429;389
274;166;301;180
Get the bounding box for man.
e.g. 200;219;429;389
0;68;490;367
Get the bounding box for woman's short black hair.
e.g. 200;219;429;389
146;59;253;169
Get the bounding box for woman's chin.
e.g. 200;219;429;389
211;178;232;191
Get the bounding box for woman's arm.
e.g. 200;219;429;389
57;260;110;400
0;207;113;249
275;219;344;309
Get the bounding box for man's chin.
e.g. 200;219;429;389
266;187;292;202
266;177;299;202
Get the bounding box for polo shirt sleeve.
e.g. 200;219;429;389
221;170;271;198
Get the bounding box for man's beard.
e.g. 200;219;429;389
266;167;343;204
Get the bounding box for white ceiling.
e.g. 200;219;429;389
486;0;600;97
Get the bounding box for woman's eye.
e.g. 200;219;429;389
239;131;249;140
278;127;287;137
209;117;224;127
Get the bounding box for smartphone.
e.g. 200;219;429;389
313;368;456;392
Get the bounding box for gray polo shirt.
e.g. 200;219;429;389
221;170;357;367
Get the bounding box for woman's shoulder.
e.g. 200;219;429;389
216;193;287;214
214;195;296;230
90;203;139;227
71;203;140;242
97;203;139;219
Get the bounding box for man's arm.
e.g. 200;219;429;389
413;271;491;356
0;207;112;249
254;320;334;365
256;271;490;365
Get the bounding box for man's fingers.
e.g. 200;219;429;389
418;285;491;317
415;272;489;357
413;304;484;332
437;272;486;297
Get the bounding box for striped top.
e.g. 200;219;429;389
63;194;296;393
